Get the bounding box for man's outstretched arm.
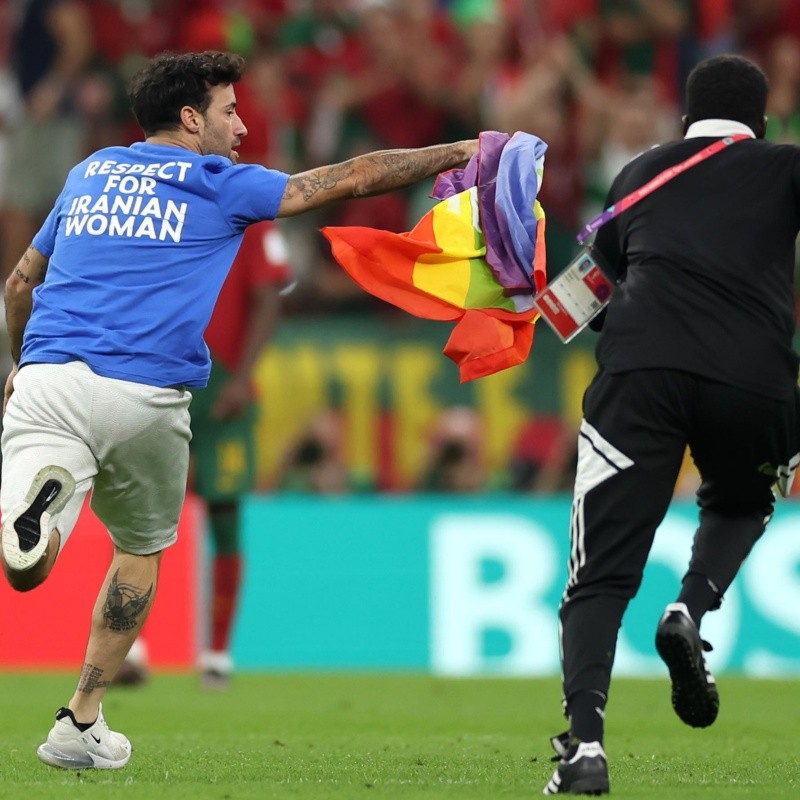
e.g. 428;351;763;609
276;140;478;218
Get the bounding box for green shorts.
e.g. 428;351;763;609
190;362;258;503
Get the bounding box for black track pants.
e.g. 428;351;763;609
560;368;800;705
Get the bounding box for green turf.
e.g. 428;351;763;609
0;672;796;798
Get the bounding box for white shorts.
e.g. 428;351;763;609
1;361;192;554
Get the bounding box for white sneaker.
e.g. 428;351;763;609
36;704;131;769
198;650;233;690
2;465;75;571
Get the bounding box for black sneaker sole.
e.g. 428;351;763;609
655;627;719;728
568;778;609;795
2;465;76;571
544;768;609;795
544;754;609;795
14;479;63;552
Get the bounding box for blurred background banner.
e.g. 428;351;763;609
0;497;202;669
255;318;596;491
3;493;799;677
236;495;800;677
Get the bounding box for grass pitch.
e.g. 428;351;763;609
0;672;796;799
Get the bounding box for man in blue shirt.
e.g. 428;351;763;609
0;50;477;770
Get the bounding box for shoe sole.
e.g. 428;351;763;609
569;781;609;796
543;752;610;796
2;466;75;571
36;742;130;769
543;770;609;795
544;780;608;795
655;626;719;728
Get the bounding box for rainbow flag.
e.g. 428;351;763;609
322;131;548;382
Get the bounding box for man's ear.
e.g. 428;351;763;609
180;105;202;134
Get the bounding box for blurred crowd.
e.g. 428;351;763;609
3;0;800;494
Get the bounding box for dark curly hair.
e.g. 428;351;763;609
128;51;246;137
685;54;768;132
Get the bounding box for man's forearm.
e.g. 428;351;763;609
5;291;33;365
346;140;478;197
5;246;48;364
280;139;478;216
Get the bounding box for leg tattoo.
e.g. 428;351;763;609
77;663;111;694
102;569;153;632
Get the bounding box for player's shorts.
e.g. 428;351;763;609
1;361;191;554
189;361;257;504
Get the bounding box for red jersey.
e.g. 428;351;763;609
204;221;290;372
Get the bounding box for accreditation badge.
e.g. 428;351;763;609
533;246;615;343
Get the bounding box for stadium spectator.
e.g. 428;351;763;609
589;0;692;106
233;47;300;172
277;0;355;53
582;74;678;220
491;33;600;270
692;0;735;58
732;0;800;63
298;0;457;162
0;49;478;770
417;406;487;493
447;0;515;132
545;54;800;795
763;35;800;143
277;409;351;493
0;0;93;278
508;413;577;494
277;0;360;165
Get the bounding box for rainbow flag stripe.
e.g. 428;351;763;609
323;131;548;381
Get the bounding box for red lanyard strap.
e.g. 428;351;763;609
576;134;750;244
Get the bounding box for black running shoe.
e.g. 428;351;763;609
1;465;75;571
655;602;719;728
543;736;609;796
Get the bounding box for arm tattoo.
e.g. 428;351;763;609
286;163;354;203
14;250;46;284
77;663;112;694
282;142;472;211
357;150;444;192
102;569;153;632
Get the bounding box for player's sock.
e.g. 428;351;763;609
559;593;625;750
211;554;242;652
675;509;766;629
567;690;606;748
676;571;720;626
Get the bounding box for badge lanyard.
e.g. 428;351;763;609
534;134;750;342
576;134;750;244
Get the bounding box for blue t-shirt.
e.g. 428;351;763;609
24;143;290;387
